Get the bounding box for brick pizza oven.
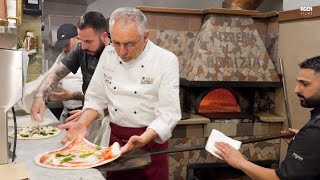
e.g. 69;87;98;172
138;6;286;180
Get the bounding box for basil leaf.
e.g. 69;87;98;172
56;153;69;158
60;157;73;164
79;153;93;158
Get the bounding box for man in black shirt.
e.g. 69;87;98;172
214;56;320;179
31;11;109;122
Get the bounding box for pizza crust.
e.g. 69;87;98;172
8;126;61;140
34;136;121;169
34;151;120;170
7;115;53;128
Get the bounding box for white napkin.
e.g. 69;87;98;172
205;129;242;159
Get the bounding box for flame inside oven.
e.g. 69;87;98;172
198;88;240;113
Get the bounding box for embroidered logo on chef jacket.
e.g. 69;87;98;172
291;152;304;161
141;77;154;84
104;74;112;84
103;66;114;72
107;49;116;54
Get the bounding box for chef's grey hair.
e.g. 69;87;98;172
109;7;147;36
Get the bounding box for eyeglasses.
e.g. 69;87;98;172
112;36;143;49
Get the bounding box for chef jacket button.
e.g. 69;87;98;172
134;91;137;94
134;111;137;114
141;65;144;68
115;109;117;111
114;87;116;89
120;61;122;64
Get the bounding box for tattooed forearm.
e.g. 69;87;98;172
71;92;84;100
35;63;71;100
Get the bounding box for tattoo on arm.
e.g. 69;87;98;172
35;63;71;100
72;92;84;100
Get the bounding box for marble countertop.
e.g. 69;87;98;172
8;107;105;180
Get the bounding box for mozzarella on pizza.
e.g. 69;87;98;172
8;125;61;140
35;136;121;169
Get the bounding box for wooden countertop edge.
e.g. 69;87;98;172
137;6;204;15
137;6;277;18
279;6;320;22
252;11;278;18
203;8;258;16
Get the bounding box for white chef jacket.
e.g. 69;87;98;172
84;40;181;143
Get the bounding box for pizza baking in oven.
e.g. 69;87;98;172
34;136;121;169
8;125;61;140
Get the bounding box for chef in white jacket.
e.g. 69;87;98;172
59;7;181;180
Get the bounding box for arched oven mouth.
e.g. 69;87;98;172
180;79;282;120
195;87;252;119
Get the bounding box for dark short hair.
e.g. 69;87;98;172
299;56;320;73
78;11;107;33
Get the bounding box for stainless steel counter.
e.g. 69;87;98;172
9;107;105;180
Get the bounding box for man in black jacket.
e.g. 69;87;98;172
215;56;320;180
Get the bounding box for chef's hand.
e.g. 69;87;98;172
30;96;45;121
58;121;88;144
281;128;299;144
48;84;73;101
214;142;246;170
120;135;145;154
65;109;84;122
120;128;158;154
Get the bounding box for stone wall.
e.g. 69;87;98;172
144;9;280;82
169;120;282;179
140;7;284;180
254;17;279;72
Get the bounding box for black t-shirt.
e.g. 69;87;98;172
275;108;320;180
61;42;103;94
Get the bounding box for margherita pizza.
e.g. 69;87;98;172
34;136;121;169
8;125;61;140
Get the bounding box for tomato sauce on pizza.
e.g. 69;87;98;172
34;136;121;169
